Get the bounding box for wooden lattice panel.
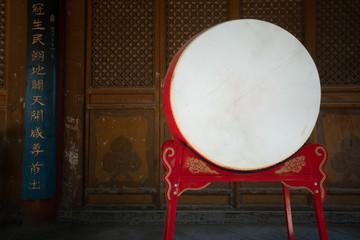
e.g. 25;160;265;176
316;0;360;85
166;0;229;68
91;0;154;88
0;0;5;89
240;0;305;43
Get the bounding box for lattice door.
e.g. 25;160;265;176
86;0;159;209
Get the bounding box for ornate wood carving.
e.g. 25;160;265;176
316;0;360;85
100;135;142;181
0;0;6;89
331;135;360;181
89;110;154;185
90;0;154;88
319;111;360;189
275;156;306;174
86;109;157;207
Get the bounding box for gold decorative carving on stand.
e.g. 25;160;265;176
185;157;219;174
276;156;306;174
163;146;175;200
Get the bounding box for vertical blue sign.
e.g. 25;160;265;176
22;0;58;200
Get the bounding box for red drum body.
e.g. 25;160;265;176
163;19;321;172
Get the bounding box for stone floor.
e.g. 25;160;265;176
1;222;359;240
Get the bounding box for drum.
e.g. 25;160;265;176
163;19;321;172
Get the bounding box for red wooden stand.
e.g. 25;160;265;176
161;140;328;240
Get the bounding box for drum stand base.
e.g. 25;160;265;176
161;140;329;240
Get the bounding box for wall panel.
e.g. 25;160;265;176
319;111;360;184
2;0;26;212
0;0;5;89
90;0;154;88
315;0;360;211
86;106;159;208
85;0;160;209
79;0;360;213
316;0;360;85
0;0;5;211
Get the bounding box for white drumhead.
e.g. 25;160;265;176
170;19;320;171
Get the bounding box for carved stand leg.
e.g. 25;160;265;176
313;192;328;240
163;193;178;240
162;141;182;240
283;183;328;240
282;184;294;240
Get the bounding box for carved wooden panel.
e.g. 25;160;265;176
0;0;6;89
88;109;155;187
317;110;360;207
86;0;159;208
166;0;229;68
90;0;154;88
319;110;360;188
316;0;360;85
239;0;305;43
87;109;157;207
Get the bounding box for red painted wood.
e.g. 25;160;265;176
161;140;329;240
313;193;329;240
282;184;294;240
163;194;179;240
162;35;199;144
23;199;58;224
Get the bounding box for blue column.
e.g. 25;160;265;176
21;0;59;200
